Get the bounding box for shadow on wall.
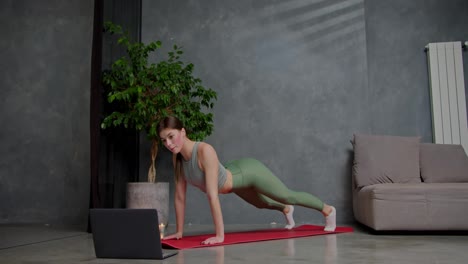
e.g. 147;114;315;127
236;0;366;57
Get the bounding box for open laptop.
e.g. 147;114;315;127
90;208;178;260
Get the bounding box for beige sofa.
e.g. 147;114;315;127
351;134;468;231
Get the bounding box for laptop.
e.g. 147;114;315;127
90;208;178;260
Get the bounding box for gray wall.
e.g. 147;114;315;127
366;0;468;140
142;0;368;225
142;0;468;226
0;0;94;227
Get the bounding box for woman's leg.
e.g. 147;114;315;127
233;187;296;229
233;187;285;211
231;158;324;211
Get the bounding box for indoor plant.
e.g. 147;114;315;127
100;22;217;227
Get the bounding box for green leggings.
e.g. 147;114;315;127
224;158;324;212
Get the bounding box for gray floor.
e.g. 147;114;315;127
1;223;467;264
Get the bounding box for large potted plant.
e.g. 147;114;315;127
101;22;217;229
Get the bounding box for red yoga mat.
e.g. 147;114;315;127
161;225;353;249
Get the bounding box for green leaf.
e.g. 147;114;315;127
101;22;217;144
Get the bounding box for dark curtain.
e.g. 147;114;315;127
89;0;141;231
90;0;104;211
89;0;104;233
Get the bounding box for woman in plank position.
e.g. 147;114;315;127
159;116;336;245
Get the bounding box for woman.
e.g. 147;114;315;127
158;116;336;245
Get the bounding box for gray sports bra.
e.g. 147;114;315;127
182;142;227;192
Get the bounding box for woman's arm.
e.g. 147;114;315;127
173;174;187;238
162;155;187;240
199;143;225;245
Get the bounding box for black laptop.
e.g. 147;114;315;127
90;208;178;260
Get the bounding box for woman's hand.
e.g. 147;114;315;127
201;235;224;245
162;232;183;240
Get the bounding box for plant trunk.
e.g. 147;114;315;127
148;139;158;183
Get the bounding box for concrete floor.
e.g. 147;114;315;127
1;223;468;264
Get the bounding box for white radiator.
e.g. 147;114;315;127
426;41;468;154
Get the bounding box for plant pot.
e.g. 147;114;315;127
126;182;169;226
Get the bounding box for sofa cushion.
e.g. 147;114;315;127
420;143;468;183
360;182;468;201
354;183;468;230
352;134;421;188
